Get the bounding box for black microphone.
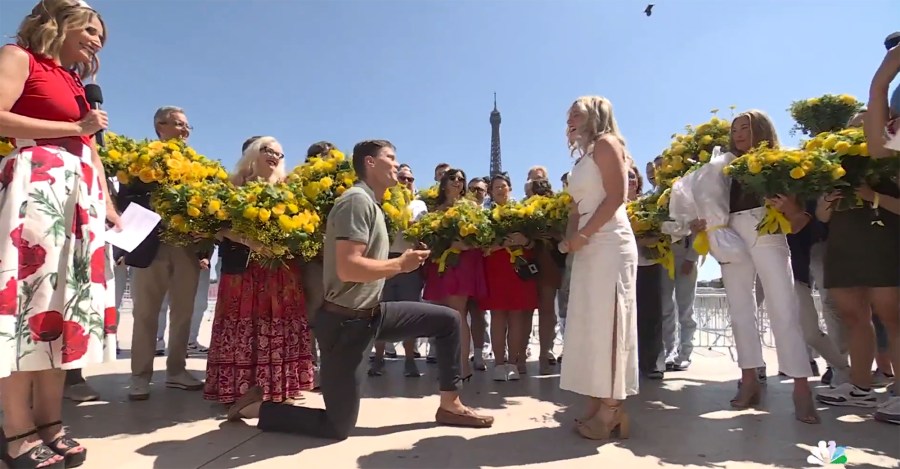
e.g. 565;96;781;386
84;84;105;147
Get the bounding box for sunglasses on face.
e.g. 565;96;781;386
447;175;465;183
628;172;638;181
399;175;415;183
469;186;486;193
261;146;285;160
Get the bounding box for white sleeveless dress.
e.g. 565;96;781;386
560;154;640;400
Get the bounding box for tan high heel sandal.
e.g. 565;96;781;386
730;382;761;409
576;403;630;440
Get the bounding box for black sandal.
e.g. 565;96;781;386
0;429;65;469
36;422;86;468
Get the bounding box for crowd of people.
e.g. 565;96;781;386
0;1;898;468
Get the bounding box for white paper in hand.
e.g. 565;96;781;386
105;204;161;252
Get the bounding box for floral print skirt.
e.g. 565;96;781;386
204;260;315;404
0;142;115;378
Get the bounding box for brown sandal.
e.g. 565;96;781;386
435;407;494;428
227;386;263;421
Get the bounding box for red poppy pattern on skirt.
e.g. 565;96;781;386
0;143;115;377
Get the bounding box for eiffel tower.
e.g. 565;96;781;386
489;93;502;177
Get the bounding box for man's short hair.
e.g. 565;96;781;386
307;141;335;159
434;162;450;172
399;163;411;171
352;140;395;177
153;106;184;125
560;172;569;183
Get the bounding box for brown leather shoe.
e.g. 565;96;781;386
435;407;494;428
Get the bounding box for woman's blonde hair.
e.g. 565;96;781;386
729;109;780;155
16;0;106;80
232;136;286;184
567;96;627;156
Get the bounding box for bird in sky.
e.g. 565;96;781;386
644;4;654;16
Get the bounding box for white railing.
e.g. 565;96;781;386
122;287;823;361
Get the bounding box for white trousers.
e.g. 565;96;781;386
721;208;812;378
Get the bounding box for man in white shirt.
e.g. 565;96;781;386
368;165;429;377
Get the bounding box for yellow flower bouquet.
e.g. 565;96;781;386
804;127;900;214
404;200;494;273
120;138;228;186
725;142;846;234
98;132;146;177
226;181;321;262
150;181;232;250
656;114;731;189
789;94;864;136
491;192;573;240
627;191;675;277
0;137;13;158
382;184;414;238
416;184;440;211
286;147;355;257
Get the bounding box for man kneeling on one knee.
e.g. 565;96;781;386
227;139;494;439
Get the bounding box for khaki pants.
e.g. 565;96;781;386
130;244;201;380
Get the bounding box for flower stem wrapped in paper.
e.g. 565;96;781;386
655;112;732;189
0;137;14;158
416;184;440;211
404;200;494;274
150;181;231;251
286;147;355;258
226;181;321;265
382;184;414;240
663;146;750;265
627;191;675;278
788;94;864;136
120;138;228;186
726;142;846;234
98;132;146;177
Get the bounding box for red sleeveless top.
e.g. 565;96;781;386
7;45;92;149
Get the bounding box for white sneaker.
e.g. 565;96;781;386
829;367;851;388
505;363;520;381
874;396;900;425
872;370;895;388
129;376;150;401
816;383;877;408
165;371;203;390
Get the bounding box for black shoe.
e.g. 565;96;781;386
1;429;65;469
665;362;675;372
810;360;820;376
821;367;834;386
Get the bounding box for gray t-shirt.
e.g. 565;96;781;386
322;182;390;309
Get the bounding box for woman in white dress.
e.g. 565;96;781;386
560;96;639;440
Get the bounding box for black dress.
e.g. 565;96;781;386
824;180;900;288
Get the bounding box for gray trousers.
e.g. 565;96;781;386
660;258;698;363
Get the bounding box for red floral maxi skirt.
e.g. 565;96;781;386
204;260;315;404
0;142;116;378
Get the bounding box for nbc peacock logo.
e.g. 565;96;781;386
807;440;848;465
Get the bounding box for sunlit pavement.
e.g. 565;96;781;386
46;311;900;468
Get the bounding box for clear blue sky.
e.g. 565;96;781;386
2;0;896;281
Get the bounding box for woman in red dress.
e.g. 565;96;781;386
203;136;315;405
482;173;539;382
0;2;117;468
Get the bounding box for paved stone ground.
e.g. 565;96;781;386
44;312;900;468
